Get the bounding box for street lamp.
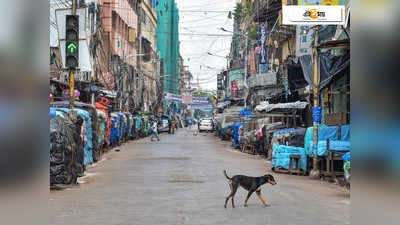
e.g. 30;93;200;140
220;27;231;33
207;52;229;59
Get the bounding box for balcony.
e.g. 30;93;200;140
252;0;282;24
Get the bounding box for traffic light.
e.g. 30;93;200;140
65;15;79;68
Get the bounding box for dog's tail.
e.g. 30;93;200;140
223;170;231;180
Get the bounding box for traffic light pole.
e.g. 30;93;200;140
72;0;77;14
69;0;78;109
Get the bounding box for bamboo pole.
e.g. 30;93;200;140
310;26;320;179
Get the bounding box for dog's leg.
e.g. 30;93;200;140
256;189;270;207
224;182;233;208
225;182;238;208
244;191;254;207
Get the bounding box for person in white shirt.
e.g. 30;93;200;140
151;120;160;141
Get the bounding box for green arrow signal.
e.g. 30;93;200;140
67;43;77;53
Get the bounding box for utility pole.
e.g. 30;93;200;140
69;0;78;109
310;26;320;179
244;32;248;109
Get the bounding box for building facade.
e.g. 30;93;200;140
157;0;180;95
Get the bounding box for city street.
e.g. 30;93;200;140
50;129;350;225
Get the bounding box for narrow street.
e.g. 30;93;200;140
50;130;349;225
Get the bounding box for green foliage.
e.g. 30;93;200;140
248;23;258;41
233;1;253;23
233;3;244;22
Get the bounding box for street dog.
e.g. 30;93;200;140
223;170;276;208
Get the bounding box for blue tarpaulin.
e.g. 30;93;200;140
239;109;252;116
272;144;307;171
53;108;94;165
116;113;125;140
273;128;305;137
135;117;142;130
315;140;350;156
221;123;234;135
110;116;118;147
233;122;243;148
343;152;350;161
305;124;350;156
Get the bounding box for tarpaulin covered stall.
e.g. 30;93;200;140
50;101;100;162
50;112;84;186
233;122;243;148
110;113;119;147
94;102;111;146
272;144;307;172
96;110;107;149
54;108;94;166
304;124;350;156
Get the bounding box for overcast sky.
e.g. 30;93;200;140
175;0;237;91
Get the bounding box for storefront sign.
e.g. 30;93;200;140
182;95;193;104
227;69;244;98
258;22;268;64
163;93;182;102
192;97;209;105
296;25;314;57
188;105;213;110
217;73;223;90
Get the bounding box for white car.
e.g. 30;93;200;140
199;118;214;132
158;119;169;132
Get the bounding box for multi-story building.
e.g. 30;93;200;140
157;0;180;95
138;0;158;113
99;0;139;110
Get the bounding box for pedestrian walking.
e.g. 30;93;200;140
151;120;160;141
192;118;199;136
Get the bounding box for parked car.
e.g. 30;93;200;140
199;118;214;132
158;118;170;133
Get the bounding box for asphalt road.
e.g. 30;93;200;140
50;129;350;225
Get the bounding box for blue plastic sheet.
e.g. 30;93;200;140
53;108;94;165
342;152;350;161
239;109;252;116
110;116;118;147
135;117;142;130
96;110;107;149
305;124;350;156
272;144;307;171
233;122;243;148
221;123;234;135
116;113;125;140
128;116;133;138
315;140;350;156
147;122;152;135
273;128;305;137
